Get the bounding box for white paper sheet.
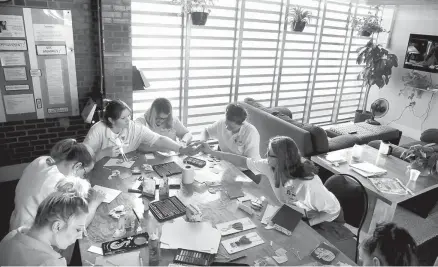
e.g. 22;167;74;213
104;158;135;168
0;52;25;66
216;217;257;236
261;204;279;225
92;185;121;203
4;67;26;81
161;217;221;254
5;85;29;91
3;94;35;114
87;245;103;255
145;153;155;160
45;59;65;104
0;15;25;38
33;24;65;42
95;251;140;266
221;232;264;254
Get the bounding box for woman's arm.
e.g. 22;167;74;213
200;143;248;169
307;211;336;226
154;136;198;155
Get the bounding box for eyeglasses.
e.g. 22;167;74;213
81;165;89;179
156;115;169;121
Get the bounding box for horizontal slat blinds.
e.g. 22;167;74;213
131;0;393;132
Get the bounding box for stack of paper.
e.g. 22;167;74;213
325;153;347;164
350;162;387;177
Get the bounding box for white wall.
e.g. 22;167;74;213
367;4;438;140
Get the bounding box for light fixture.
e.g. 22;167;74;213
133;66;150;90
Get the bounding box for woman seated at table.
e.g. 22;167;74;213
135;98;193;149
84;99;197;161
359;222;418;266
10;139;104;231
199;136;341;226
0;192;89;266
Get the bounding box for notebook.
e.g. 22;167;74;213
350;162;387;177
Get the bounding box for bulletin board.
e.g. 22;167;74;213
0;7;79;122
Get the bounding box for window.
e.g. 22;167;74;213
132;0;394;135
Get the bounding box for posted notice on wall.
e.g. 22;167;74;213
45;59;65;104
36;45;66;55
0;52;25;66
33;24;65;42
0;15;25;38
5;84;29;91
3;94;36;114
4;67;27;81
0;40;27;51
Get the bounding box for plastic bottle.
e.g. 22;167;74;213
159;175;169;200
148;229;161;266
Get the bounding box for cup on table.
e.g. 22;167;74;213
409;168;421;182
351;144;364;161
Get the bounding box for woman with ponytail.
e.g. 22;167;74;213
199;136;341;226
10;139;105;231
359;222;418;266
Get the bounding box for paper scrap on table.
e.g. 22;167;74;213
221;232;264;254
161;217;221;254
87;245;103;255
95;251;140;266
255;256;277;267
337;261;352;266
104;158;135;168
92;185;121;203
145;153;155;160
237;192;257;203
156;151;178;157
216;217;257;236
261;205;279;225
273;255;288;264
275;248;287;256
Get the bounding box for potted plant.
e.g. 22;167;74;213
351;12;385;37
401;144;438;176
288;6;311;32
171;0;215;26
354;40;398;123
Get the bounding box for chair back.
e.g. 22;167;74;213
324;174;368;263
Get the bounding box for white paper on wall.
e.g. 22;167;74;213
3;94;36;114
0;15;25;38
45;58;65;104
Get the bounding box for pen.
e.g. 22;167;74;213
132;208;141;224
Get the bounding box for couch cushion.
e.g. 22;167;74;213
421;129;438;143
270;107;292;119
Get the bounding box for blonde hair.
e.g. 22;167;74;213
33;192;88;228
145;98;173;129
55;176;91;199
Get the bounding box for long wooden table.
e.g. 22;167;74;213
80;151;356;266
311;145;438;234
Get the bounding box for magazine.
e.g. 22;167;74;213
368;177;412;195
350;162;387;177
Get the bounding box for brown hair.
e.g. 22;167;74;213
226;103;247;125
47;139;94;168
102;99;132;128
145;98;173;129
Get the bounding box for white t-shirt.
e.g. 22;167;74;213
246;158;340;222
0;227;66;266
135;116;191;142
206;119;261;159
10;156;66;230
84;121;160;161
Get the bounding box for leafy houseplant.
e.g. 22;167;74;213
171;0;215;26
401;144;438;176
355;40;398;122
288;6;311;32
351;12;385;37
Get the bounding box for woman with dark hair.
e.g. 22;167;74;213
10;139;104;231
1;192;89;266
84;99;197;161
199;136;340;226
136;98;192;145
359;222;418;266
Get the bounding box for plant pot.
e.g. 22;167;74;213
191;12;209;26
292;21;306;32
354;110;373;123
360;30;372;37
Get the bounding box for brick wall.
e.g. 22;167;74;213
0;0;100;166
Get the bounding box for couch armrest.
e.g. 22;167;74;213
328;135;361;152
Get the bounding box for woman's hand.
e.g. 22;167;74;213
101;146;120;158
199;142;214;154
179;142;202;156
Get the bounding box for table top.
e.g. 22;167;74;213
80;151;356;266
311;145;438;205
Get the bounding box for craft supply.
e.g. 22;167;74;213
108;205;126;219
93;185;121;203
143;197;150;213
161;218;221;254
87;245;103;255
238;202;255;215
260;205;279;225
102;232;149;256
271;204;302;236
173;248;215;266
182;165;195;184
149;230;161;266
159;175;169;200
186;204;202;222
104;158;135;168
216;217;257;236
226;187;245;199
310;243;339;265
142;177;157;198
145;153;155;160
149;196;186;222
222;232;264;254
142;164;154;173
131;166;141;174
183;156;207;168
153;162;183;177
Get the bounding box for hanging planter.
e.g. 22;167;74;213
191;11;209;25
351;9;385;37
288;6;311;33
360;30;372;37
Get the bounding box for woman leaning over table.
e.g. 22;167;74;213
10;138;104;231
84;99;197;161
136;98;193;146
0;192;89;266
199;136;341;226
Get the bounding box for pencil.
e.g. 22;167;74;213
132;208;141;224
